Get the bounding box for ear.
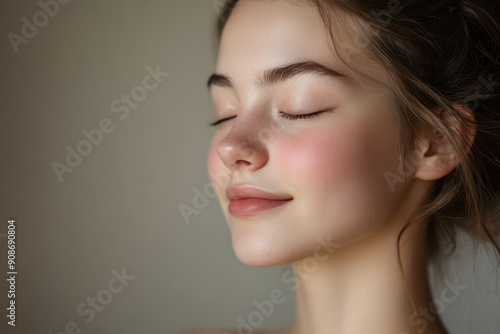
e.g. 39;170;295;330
413;105;476;181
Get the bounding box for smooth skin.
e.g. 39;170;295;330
186;0;475;333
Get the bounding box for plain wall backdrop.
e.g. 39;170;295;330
0;1;499;333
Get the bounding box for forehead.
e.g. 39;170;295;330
215;0;391;89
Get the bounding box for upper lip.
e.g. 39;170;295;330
226;185;293;201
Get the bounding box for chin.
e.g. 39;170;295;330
228;218;386;268
232;244;308;267
229;229;332;267
230;234;287;267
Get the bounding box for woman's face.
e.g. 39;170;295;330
207;0;404;266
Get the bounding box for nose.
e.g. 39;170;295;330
216;116;270;171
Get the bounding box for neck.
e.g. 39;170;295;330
289;179;449;334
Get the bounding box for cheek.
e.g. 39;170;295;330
276;126;371;187
275;123;397;241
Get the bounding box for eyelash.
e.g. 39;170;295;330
209;111;324;127
278;110;324;121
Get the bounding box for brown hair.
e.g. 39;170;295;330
214;0;500;283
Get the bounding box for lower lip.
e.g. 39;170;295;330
228;198;293;217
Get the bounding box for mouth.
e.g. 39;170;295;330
228;198;293;217
225;185;293;217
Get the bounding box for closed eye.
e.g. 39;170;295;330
208;110;326;127
209;115;237;127
278;110;325;121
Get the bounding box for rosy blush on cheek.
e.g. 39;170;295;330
276;126;370;188
275;124;392;243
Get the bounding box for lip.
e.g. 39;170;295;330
226;185;293;201
226;185;293;217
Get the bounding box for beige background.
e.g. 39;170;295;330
0;1;499;333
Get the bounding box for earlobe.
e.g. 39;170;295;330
413;104;476;181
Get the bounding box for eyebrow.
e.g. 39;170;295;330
206;60;350;90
